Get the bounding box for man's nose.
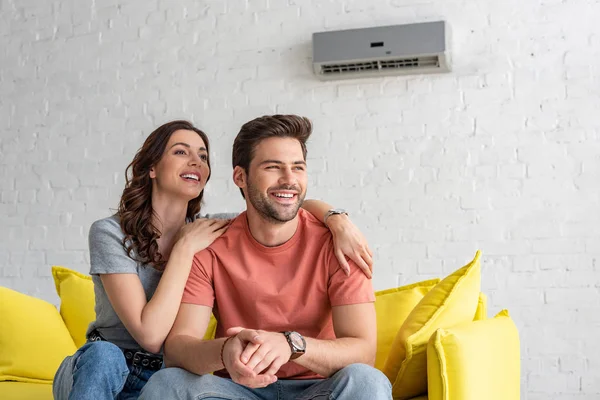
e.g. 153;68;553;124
279;167;295;183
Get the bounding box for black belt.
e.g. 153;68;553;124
88;329;163;371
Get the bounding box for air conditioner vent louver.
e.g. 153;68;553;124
320;56;440;75
312;21;451;81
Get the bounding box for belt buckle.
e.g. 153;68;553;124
89;331;103;342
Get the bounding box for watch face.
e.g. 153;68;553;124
290;332;305;350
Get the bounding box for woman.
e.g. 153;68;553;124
52;120;373;400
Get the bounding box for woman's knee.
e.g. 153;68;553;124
81;341;124;359
53;342;128;400
74;341;128;375
53;355;76;399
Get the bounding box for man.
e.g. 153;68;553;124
139;115;391;399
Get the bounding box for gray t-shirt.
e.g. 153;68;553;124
86;213;236;352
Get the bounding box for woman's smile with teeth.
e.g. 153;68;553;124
181;173;200;181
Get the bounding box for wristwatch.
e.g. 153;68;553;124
323;208;348;226
282;331;306;360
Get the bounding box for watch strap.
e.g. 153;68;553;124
323;208;348;226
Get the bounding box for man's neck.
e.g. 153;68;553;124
245;207;300;247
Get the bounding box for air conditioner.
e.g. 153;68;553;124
312;21;450;80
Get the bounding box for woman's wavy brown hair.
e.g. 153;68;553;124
117;120;211;269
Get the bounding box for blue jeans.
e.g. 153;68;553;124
53;341;158;400
138;363;392;400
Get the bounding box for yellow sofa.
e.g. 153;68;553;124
0;253;521;400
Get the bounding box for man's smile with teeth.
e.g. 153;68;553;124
273;193;294;198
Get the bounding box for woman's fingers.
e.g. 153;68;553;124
360;245;373;267
213;220;231;232
351;251;372;279
334;249;350;276
367;245;374;258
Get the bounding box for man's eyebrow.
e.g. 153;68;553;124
169;142;207;151
259;159;283;166
258;160;306;166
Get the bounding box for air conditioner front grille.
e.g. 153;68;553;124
320;56;440;75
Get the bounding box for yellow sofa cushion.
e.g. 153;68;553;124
373;279;440;371
0;287;76;383
204;313;218;340
0;381;53;400
427;310;520;400
52;266;96;348
473;292;487;321
383;251;482;400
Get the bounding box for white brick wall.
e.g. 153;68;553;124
1;0;599;398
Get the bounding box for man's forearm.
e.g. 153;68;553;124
164;335;227;375
293;337;375;377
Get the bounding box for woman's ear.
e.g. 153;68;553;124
149;166;156;179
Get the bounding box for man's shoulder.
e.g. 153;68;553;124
298;209;333;241
194;213;246;261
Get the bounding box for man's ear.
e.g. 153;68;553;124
233;166;246;189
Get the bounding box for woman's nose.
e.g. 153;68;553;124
188;153;201;165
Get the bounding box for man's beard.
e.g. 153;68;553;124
246;178;305;224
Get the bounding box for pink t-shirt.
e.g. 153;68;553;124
182;208;375;380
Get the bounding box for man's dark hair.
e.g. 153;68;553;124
232;115;312;198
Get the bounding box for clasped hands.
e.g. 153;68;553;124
221;326;292;388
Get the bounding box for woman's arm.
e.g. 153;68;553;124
100;246;195;353
302;200;373;278
96;218;229;353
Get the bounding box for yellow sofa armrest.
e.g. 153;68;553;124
427;310;520;400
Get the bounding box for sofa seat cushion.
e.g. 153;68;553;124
0;381;53;400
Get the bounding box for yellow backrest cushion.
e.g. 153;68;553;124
373;278;440;371
427;310;520;400
0;287;77;383
474;292;487;321
52;266;96;348
383;250;482;400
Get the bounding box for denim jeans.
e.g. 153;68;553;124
138;363;392;400
53;341;158;400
